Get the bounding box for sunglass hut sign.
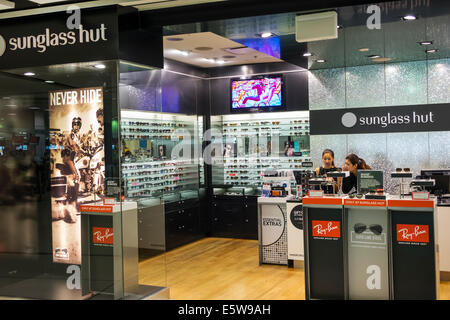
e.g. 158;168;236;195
310;103;450;135
0;24;107;55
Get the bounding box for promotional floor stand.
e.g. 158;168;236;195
258;197;289;266
80;201;139;299
388;199;439;300
303;196;439;300
286;200;304;267
302;197;346;300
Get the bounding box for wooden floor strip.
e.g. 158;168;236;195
138;237;449;300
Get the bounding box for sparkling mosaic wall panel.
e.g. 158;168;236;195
345;64;385;108
429;131;450;169
386;132;430;193
347;133;387;171
385;61;428;106
428;58;450;104
308;68;345;110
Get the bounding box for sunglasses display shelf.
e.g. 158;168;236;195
222;156;312;189
120;112;202;202
212;112;311;191
122;160;200;199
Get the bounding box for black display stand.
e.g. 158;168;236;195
303;197;345;300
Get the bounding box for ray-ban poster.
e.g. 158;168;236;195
49;87;105;264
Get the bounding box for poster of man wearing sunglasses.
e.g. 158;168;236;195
49;87;105;265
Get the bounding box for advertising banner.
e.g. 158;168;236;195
49;87;105;264
306;207;345;299
287;202;304;261
391;210;437;299
260;204;287;265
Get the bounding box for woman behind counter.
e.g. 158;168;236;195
341;153;371;194
315;149;337;194
315;149;337;176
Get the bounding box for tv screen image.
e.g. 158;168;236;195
231;77;282;109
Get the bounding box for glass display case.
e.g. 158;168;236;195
211;111;312;196
120;110;201;204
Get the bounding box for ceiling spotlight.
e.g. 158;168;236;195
372;57;392;62
316;59;326;63
94;64;106;69
419;41;433;46
368;55;381;59
260;32;274;38
402;15;417;21
337;25;343;29
303;52;313;57
24;72;35;76
359;48;370;52
426;49;439;53
45;80;55;84
216;60;225;65
166;37;184;41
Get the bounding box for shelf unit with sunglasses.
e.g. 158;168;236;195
211;111;311;195
120;110;201;204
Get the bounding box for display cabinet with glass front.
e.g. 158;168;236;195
120;110;201;204
211;111;311;196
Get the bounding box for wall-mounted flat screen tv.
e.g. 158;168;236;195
231;76;283;111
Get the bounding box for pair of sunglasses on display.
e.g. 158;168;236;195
395;168;411;172
354;223;383;235
348;193;363;199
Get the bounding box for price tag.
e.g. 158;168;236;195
412;192;430;200
308;190;324;197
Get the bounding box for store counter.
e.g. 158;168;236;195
302;195;439;300
257;196;294;265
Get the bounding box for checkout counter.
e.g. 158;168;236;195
302;195;439;300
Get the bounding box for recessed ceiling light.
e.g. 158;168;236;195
359;48;370;52
426;49;438;53
402;15;417;21
166;37;184;41
372;57;392;62
303;52;313;57
195;47;213;51
419;41;433;46
260;32;274;38
216;60;225;65
24;72;35;76
368;55;381;59
94;64;106;69
316;59;326;63
45;80;55;84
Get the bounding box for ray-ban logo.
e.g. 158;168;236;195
0;35;6;57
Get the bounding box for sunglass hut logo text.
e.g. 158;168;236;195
4;24;107;54
341;111;435;128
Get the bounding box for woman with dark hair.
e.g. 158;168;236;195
315;149;337;176
341;153;371;194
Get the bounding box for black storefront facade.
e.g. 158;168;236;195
0;0;449;300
